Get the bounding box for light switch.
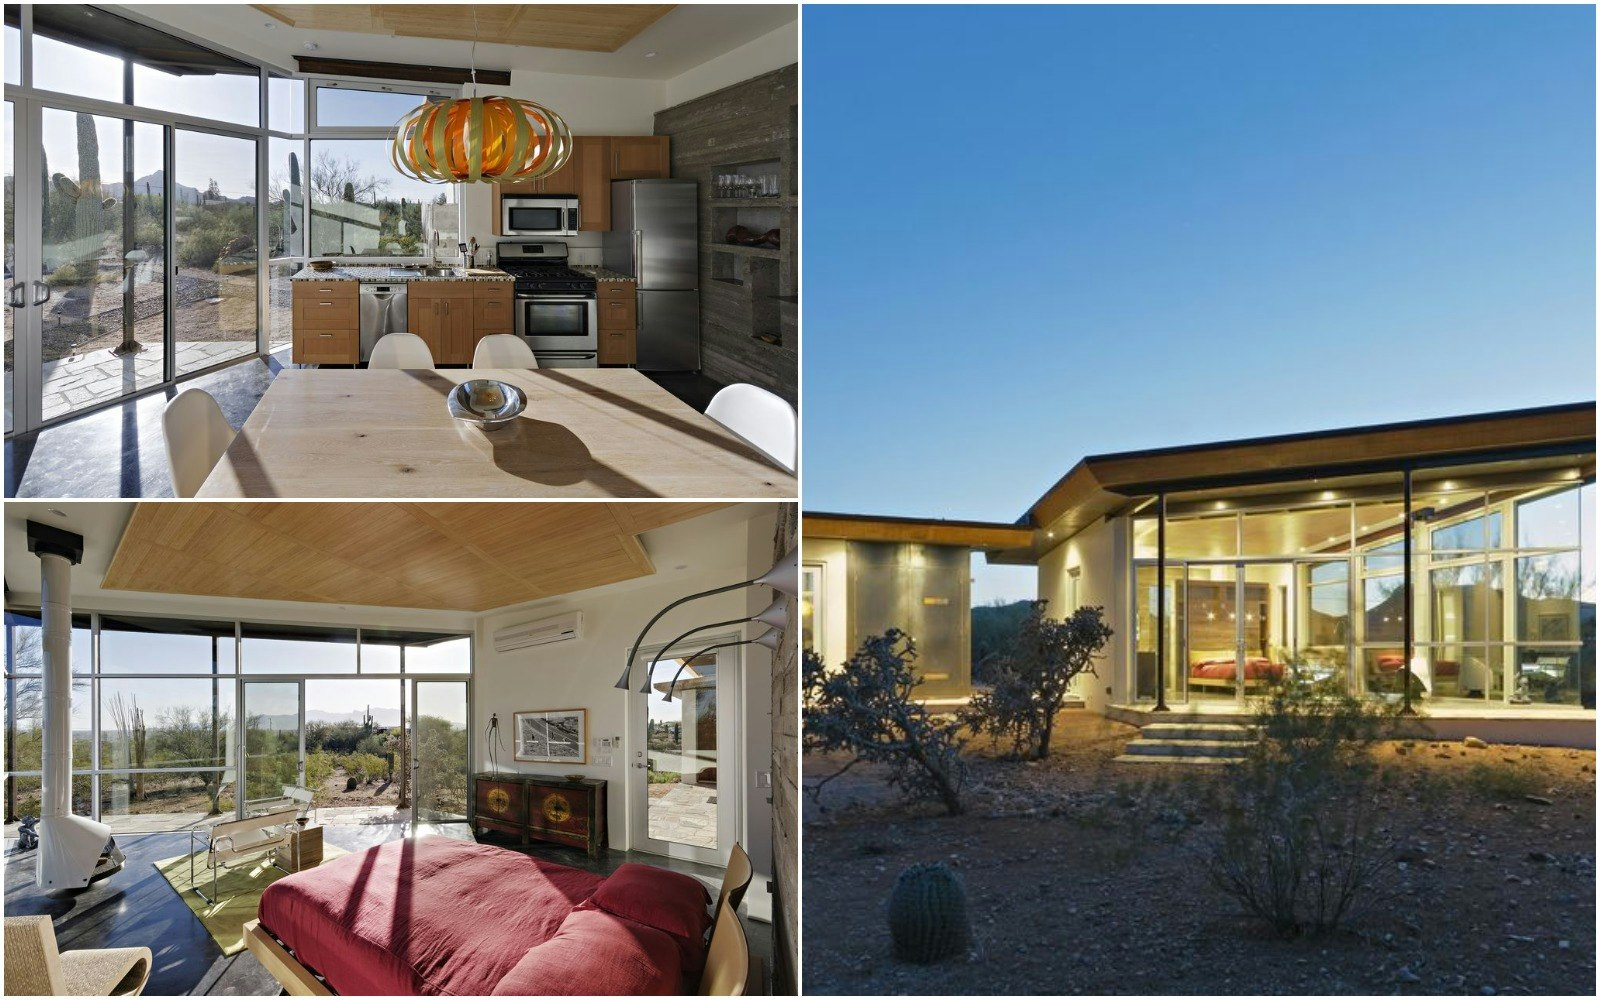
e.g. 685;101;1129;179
594;754;613;767
755;770;771;788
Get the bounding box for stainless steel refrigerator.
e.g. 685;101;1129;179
603;179;699;372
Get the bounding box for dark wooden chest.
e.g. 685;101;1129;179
471;772;608;860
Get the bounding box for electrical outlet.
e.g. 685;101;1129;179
755;770;771;788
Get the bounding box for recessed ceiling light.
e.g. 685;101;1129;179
644;51;657;58
303;41;319;51
46;508;67;519
263;21;276;29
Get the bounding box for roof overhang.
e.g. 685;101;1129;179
802;512;1033;555
1009;402;1596;563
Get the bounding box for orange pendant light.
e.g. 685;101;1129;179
391;95;572;184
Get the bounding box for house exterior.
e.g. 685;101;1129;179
804;403;1595;743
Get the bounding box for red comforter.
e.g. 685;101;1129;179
258;836;689;996
1191;657;1283;681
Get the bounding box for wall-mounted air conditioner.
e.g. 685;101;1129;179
493;612;582;653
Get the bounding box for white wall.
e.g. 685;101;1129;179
1037;516;1127;713
740;506;780;876
662;21;799;109
470;507;775;861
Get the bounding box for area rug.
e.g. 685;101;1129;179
153;844;348;956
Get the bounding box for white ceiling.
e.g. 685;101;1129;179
117;3;796;81
3;501;770;619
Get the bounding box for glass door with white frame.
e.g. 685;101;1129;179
628;639;740;866
411;679;469;827
241;680;301;817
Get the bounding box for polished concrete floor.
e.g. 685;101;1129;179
5;358;726;499
3;825;771;995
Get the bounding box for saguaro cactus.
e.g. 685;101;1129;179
887;862;971;964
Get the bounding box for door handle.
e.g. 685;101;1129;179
6;284;23;308
633;231;644;286
31;280;51;307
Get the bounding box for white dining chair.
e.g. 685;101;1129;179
367;332;435;370
705;383;796;472
472;334;539;369
162;388;237;498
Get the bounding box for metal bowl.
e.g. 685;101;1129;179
564;774;586;783
447;379;527;430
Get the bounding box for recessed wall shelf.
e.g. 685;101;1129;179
712;243;781;259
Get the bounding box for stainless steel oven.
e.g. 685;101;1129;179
501;195;580;237
516;293;598;367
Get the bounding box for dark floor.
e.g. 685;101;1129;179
4;359;726;499
2;824;771;996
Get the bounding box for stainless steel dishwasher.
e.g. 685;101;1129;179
358;283;408;363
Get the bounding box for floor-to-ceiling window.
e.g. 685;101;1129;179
3;610;472;832
1129;455;1593;710
3;5;460;434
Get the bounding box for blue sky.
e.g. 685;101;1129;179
801;4;1596;603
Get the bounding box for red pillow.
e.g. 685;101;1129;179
584;863;712;972
492;907;682;996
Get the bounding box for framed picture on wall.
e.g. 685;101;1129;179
514;708;587;764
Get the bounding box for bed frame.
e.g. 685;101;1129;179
242;843;757;997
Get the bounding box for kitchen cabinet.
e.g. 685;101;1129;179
473;282;515;336
597;280;636;366
491;134;671;236
408;281;477;365
609;136;671;180
291;281;359;364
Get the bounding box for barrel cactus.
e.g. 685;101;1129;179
887;862;970;963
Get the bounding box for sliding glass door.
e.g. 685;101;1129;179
411;679;468;826
173;127;257;376
242;680;301;817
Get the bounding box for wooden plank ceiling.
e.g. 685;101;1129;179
253;5;677;52
101;502;726;612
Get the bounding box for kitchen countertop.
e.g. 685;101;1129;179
291;265;513;282
571;266;636;283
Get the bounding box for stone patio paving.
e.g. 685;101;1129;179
35;340;254;423
648;781;717;849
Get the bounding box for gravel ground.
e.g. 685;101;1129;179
802;714;1595;995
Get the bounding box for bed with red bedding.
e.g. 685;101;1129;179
250;836;711;996
1188;656;1284;689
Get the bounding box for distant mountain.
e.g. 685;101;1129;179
306;707;403;727
103;169;205;205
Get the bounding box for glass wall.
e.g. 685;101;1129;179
3;610;471;829
1129;458;1593;710
5;5;462;431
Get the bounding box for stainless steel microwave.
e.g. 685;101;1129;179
501;195;580;237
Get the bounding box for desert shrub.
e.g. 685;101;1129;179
962;601;1113;760
1463;760;1542;801
351;752;387;785
804;630;968;815
304;751;336;799
177;225;229;269
648;769;681;784
1203;685;1406;938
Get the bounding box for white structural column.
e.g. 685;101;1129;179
34;530;122;891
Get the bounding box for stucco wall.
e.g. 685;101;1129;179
1037;516;1128;713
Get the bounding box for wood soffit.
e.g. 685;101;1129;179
253;5;677;53
101;502;727;612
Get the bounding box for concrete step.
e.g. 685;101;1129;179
1113;753;1240;766
1122;738;1251;758
1137;723;1255;742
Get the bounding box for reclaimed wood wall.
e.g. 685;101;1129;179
655;65;798;403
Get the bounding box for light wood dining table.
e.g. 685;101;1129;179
195;368;797;498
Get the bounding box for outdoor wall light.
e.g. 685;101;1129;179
660;627;784;703
614;549;798;691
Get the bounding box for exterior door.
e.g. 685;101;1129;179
627;638;740;866
241;680;302;817
411;679;469;827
